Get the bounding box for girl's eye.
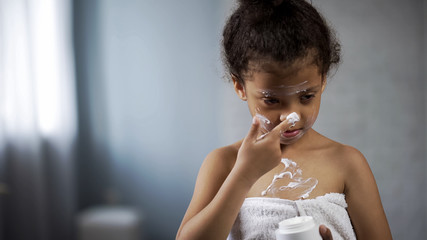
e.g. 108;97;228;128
263;98;280;105
301;94;315;102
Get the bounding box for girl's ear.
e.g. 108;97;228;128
321;77;327;93
232;75;247;101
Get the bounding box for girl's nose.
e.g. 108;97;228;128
280;112;299;122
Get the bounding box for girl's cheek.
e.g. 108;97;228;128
303;106;319;129
253;107;276;133
255;113;275;133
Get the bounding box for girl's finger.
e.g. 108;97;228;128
319;225;333;240
244;116;261;142
268;113;299;138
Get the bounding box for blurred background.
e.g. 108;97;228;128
0;0;425;239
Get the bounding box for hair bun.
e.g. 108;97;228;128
238;0;285;7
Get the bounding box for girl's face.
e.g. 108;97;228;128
233;62;325;145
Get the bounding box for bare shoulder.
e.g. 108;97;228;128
334;143;367;166
311;134;391;238
178;140;243;228
177;140;243;235
307;131;373;187
205;141;242;167
312;131;376;190
203;140;242;173
338;144;365;161
335;144;371;180
311;131;367;168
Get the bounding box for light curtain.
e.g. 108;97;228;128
0;0;77;239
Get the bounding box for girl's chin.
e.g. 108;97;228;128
280;138;300;145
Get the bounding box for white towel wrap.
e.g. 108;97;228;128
228;193;356;240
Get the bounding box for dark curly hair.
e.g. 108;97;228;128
222;0;341;84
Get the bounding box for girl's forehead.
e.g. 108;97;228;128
260;80;310;91
256;81;319;97
245;64;323;95
247;60;321;81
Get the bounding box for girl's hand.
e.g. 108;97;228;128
320;225;333;240
233;116;294;183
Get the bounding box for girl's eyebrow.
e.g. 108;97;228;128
258;84;322;97
302;85;322;92
259;90;276;97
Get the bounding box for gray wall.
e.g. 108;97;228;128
101;1;223;239
75;0;426;239
313;1;426;239
424;0;427;233
75;0;226;239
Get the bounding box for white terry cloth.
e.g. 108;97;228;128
227;193;356;240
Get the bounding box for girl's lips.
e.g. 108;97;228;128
282;129;301;138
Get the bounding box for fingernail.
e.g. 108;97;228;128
320;226;327;234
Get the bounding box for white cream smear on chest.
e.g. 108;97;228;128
261;158;318;199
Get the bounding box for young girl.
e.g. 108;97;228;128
177;0;392;239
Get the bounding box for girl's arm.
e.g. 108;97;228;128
176;117;294;240
344;147;392;239
175;148;255;240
